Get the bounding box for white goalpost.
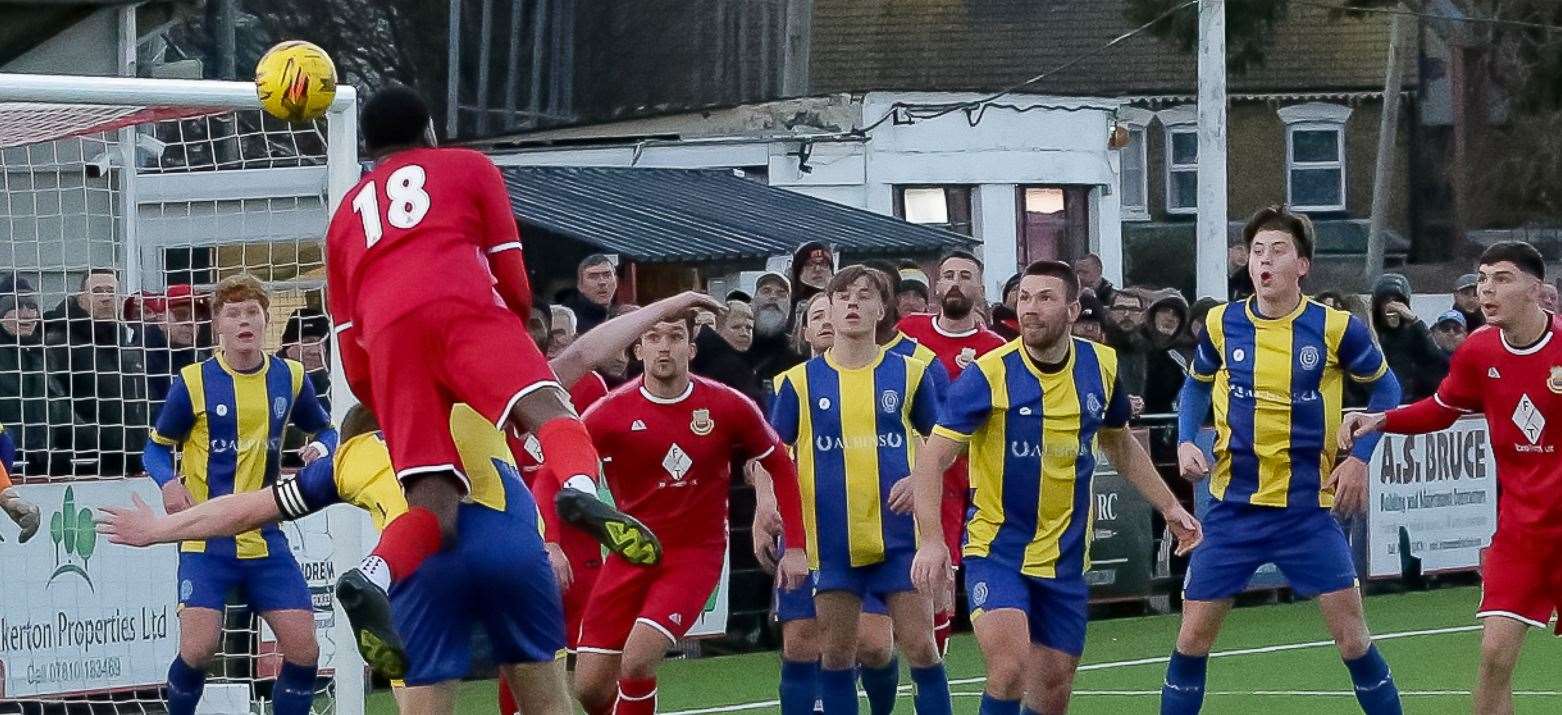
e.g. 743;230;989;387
0;73;366;714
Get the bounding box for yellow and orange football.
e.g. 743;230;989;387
255;40;338;123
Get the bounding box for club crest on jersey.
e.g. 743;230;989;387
1086;393;1103;417
1549;367;1562;394
273;397;288;418
881;390;899;413
522;434;544;463
690;408;714;436
1299;346;1320;370
957;347;977;368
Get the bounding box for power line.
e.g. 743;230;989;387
855;0;1201;135
1284;0;1562;33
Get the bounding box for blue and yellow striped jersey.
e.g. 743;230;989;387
149;353;332;558
276;404;541;535
933;339;1130;579
885;332;951;398
770;348;943;570
1190;298;1388;508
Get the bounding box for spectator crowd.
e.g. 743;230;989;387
0;270;331;479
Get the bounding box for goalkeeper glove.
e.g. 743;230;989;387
1;487;40;543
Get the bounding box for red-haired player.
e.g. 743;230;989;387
325;85;658;678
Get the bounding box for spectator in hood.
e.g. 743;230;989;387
1431;310;1468;356
0;274;79;477
1071;292;1107;343
43;268;148;475
897;268;930;316
789;241;834;312
1188;297;1222;343
1371;273;1447;403
748;271;804;382
1143;290;1194;415
557;254;616;335
1451;273;1485;331
692;300;764;405
1072;253;1117;307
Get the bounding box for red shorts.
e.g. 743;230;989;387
1478;530;1562;634
575;545;725;653
362;301;558;489
560;524;604;650
941;457;971;567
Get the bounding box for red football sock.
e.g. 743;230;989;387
497;676;518;715
369;507;443;583
934;609;953;658
536;418;602;486
612;676;657;715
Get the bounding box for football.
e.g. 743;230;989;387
254;40;338;123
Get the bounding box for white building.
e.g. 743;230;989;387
474;91;1127;298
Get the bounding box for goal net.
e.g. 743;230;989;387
0;74;366;715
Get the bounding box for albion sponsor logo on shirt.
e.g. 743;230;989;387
1226;384;1321;404
1008;441;1090;459
813;433;904;451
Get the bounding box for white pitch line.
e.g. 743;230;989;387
950;689;1562;698
662;624;1485;715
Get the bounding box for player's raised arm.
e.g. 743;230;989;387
550;290;725;388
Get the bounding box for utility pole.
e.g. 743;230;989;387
1367;13;1410;280
782;0;812;96
1196;0;1229;301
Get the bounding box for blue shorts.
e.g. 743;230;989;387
814;549;915;601
775;574;888;623
1183;500;1358;602
177;550;312;613
392;480;564;686
964;557;1088;657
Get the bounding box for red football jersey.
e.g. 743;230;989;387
896;313;1007;378
583;375;783;548
515;371;609;484
1432;317;1562;536
325;147;520;335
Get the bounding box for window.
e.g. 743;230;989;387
1121;127;1149;219
1016;185;1091;265
1278;103;1352;212
1116;107;1153;221
894;186;973;235
1157;105;1198;215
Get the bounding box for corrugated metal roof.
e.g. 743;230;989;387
500;166;975;263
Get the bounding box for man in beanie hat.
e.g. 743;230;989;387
1371;273;1447;403
748;270;805;384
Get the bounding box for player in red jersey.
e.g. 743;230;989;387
1342;241;1562;715
325;85;658;677
895;250;1006;655
572;313;809;715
